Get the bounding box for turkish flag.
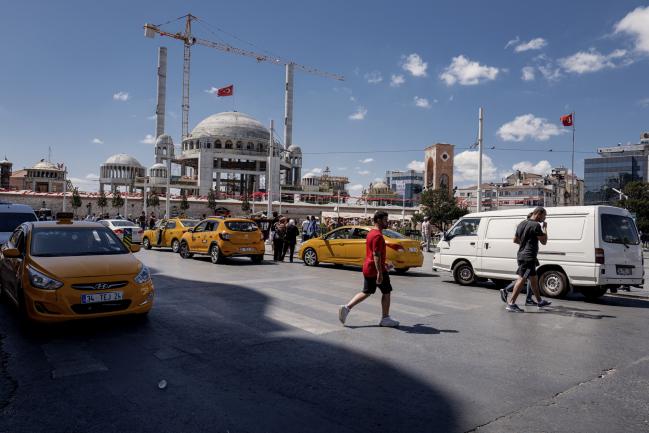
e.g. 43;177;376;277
216;85;233;97
561;113;573;127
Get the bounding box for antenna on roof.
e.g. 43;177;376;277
48;146;52;163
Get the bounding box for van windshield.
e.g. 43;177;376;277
0;213;37;232
601;214;639;245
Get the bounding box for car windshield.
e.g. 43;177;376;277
225;221;257;232
0;213;37;232
110;220;139;227
181;219;199;227
31;227;130;257
382;229;406;239
601;214;639;245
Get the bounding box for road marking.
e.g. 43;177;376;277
42;341;108;379
265;305;342;335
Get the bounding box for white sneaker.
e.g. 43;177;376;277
379;316;399;327
338;305;350;325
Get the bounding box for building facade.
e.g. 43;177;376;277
99;154;146;193
385;169;424;207
584;134;649;205
9;160;66;193
0;157;11;189
424;143;454;193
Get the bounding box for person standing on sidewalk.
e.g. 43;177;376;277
421;217;432;252
273;216;287;262
338;211;399;327
282;219;299;262
506;207;552;312
301;216;311;242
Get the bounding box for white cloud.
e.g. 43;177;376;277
348;184;364;195
511;160;553;175
147;115;157;120
69;173;100;192
440;55;500;86
401;53;428;77
373;177;384;183
389;74;405;87
521;66;536;81
454;151;498;183
497;114;565;142
504;36;520;49
205;87;218;94
91;138;104;144
357;170;370;176
86;173;99;180
615;6;649;54
449;95;454;102
112;91;129;101
639;97;649;108
407;160;424;171
349;96;356;102
364;71;383;84
559;49;628;74
413;96;431;109
538;63;561;81
514;37;547;52
348;106;367;120
140;134;156;144
337;166;348;171
359;158;374;164
306;167;323;175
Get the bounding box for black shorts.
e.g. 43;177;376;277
516;259;538;278
363;273;392;294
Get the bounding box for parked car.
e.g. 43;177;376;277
298;226;423;274
432;206;644;299
0;213;153;323
142;218;199;252
0;203;38;245
99;219;143;244
179;217;264;264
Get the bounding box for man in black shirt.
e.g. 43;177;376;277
506;207;552;312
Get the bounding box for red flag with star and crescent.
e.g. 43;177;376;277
216;85;234;97
561;113;573;127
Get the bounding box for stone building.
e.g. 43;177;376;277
362;181;399;206
9;159;66;192
99;154;146;193
424;143;454;193
0;156;11;189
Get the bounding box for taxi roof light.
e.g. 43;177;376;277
56;212;74;224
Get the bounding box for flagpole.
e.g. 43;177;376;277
571;111;575;206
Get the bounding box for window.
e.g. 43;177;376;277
9;229;25;254
30;227;128;257
351;228;369;239
325;228;353;240
225;141;233;149
215;140;222;149
165;221;177;230
181;220;199;228
236;141;243;149
0;213;37;232
204;221;217;231
383;229;406;239
439;174;449;189
247;142;254;150
193;221;208;233
225;221;257;232
448;218;480;238
601;214;639;245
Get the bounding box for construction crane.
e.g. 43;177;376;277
144;14;344;147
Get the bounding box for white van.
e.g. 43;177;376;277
432;206;644;299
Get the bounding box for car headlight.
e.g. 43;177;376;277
28;266;63;290
134;265;151;284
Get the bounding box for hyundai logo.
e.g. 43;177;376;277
95;283;110;290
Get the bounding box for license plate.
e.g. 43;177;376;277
409;247;419;253
240;247;255;252
81;292;123;304
616;267;632;276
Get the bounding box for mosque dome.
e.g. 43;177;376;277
288;145;302;154
149;163;166;170
32;160;60;170
155;134;174;146
104;154;143;167
371;181;390;191
188;112;269;140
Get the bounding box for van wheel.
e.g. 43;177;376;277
539;270;568;298
210;244;224;264
453;261;475;285
142;237;152;250
171;239;180;253
179;242;193;259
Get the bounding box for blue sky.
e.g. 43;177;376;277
1;0;649;196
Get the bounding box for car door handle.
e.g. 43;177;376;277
484;242;489;249
470;242;476;246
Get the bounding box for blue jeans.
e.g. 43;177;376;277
506;280;533;301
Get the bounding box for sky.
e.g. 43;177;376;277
1;0;649;196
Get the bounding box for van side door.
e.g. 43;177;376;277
480;217;524;281
442;218;481;270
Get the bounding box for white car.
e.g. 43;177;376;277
433;205;644;299
99;219;144;244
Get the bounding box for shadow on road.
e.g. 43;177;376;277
0;267;459;433
345;323;459;335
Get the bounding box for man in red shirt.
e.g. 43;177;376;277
338;211;399;327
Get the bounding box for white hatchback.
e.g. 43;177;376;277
99;219;144;244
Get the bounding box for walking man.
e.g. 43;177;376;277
338;211;399;327
282;219;299;262
301;216;311;242
421;216;432;252
506;207;552;312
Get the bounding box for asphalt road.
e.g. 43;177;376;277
1;247;648;433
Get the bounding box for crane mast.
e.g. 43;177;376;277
144;14;343;148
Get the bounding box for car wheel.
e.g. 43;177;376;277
453;261;475;285
395;267;410;275
251;255;264;264
539;270;568;298
142;237;152;250
303;248;318;266
179;242;193;259
582;286;608;300
210;244;223;264
171;239;180;253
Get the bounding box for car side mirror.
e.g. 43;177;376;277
3;248;21;258
442;231;450;242
130;244;141;253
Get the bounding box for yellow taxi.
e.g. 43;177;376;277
0;213;154;323
178;217;265;264
298;226;423;274
142;217;199;252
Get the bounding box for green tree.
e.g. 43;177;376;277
147;193;160;210
241;194;251;213
419;188;468;231
619;181;649;233
111;190;124;212
180;191;190;214
71;187;82;217
207;187;217;214
97;191;108;216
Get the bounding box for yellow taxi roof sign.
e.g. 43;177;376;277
56;212;74;223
